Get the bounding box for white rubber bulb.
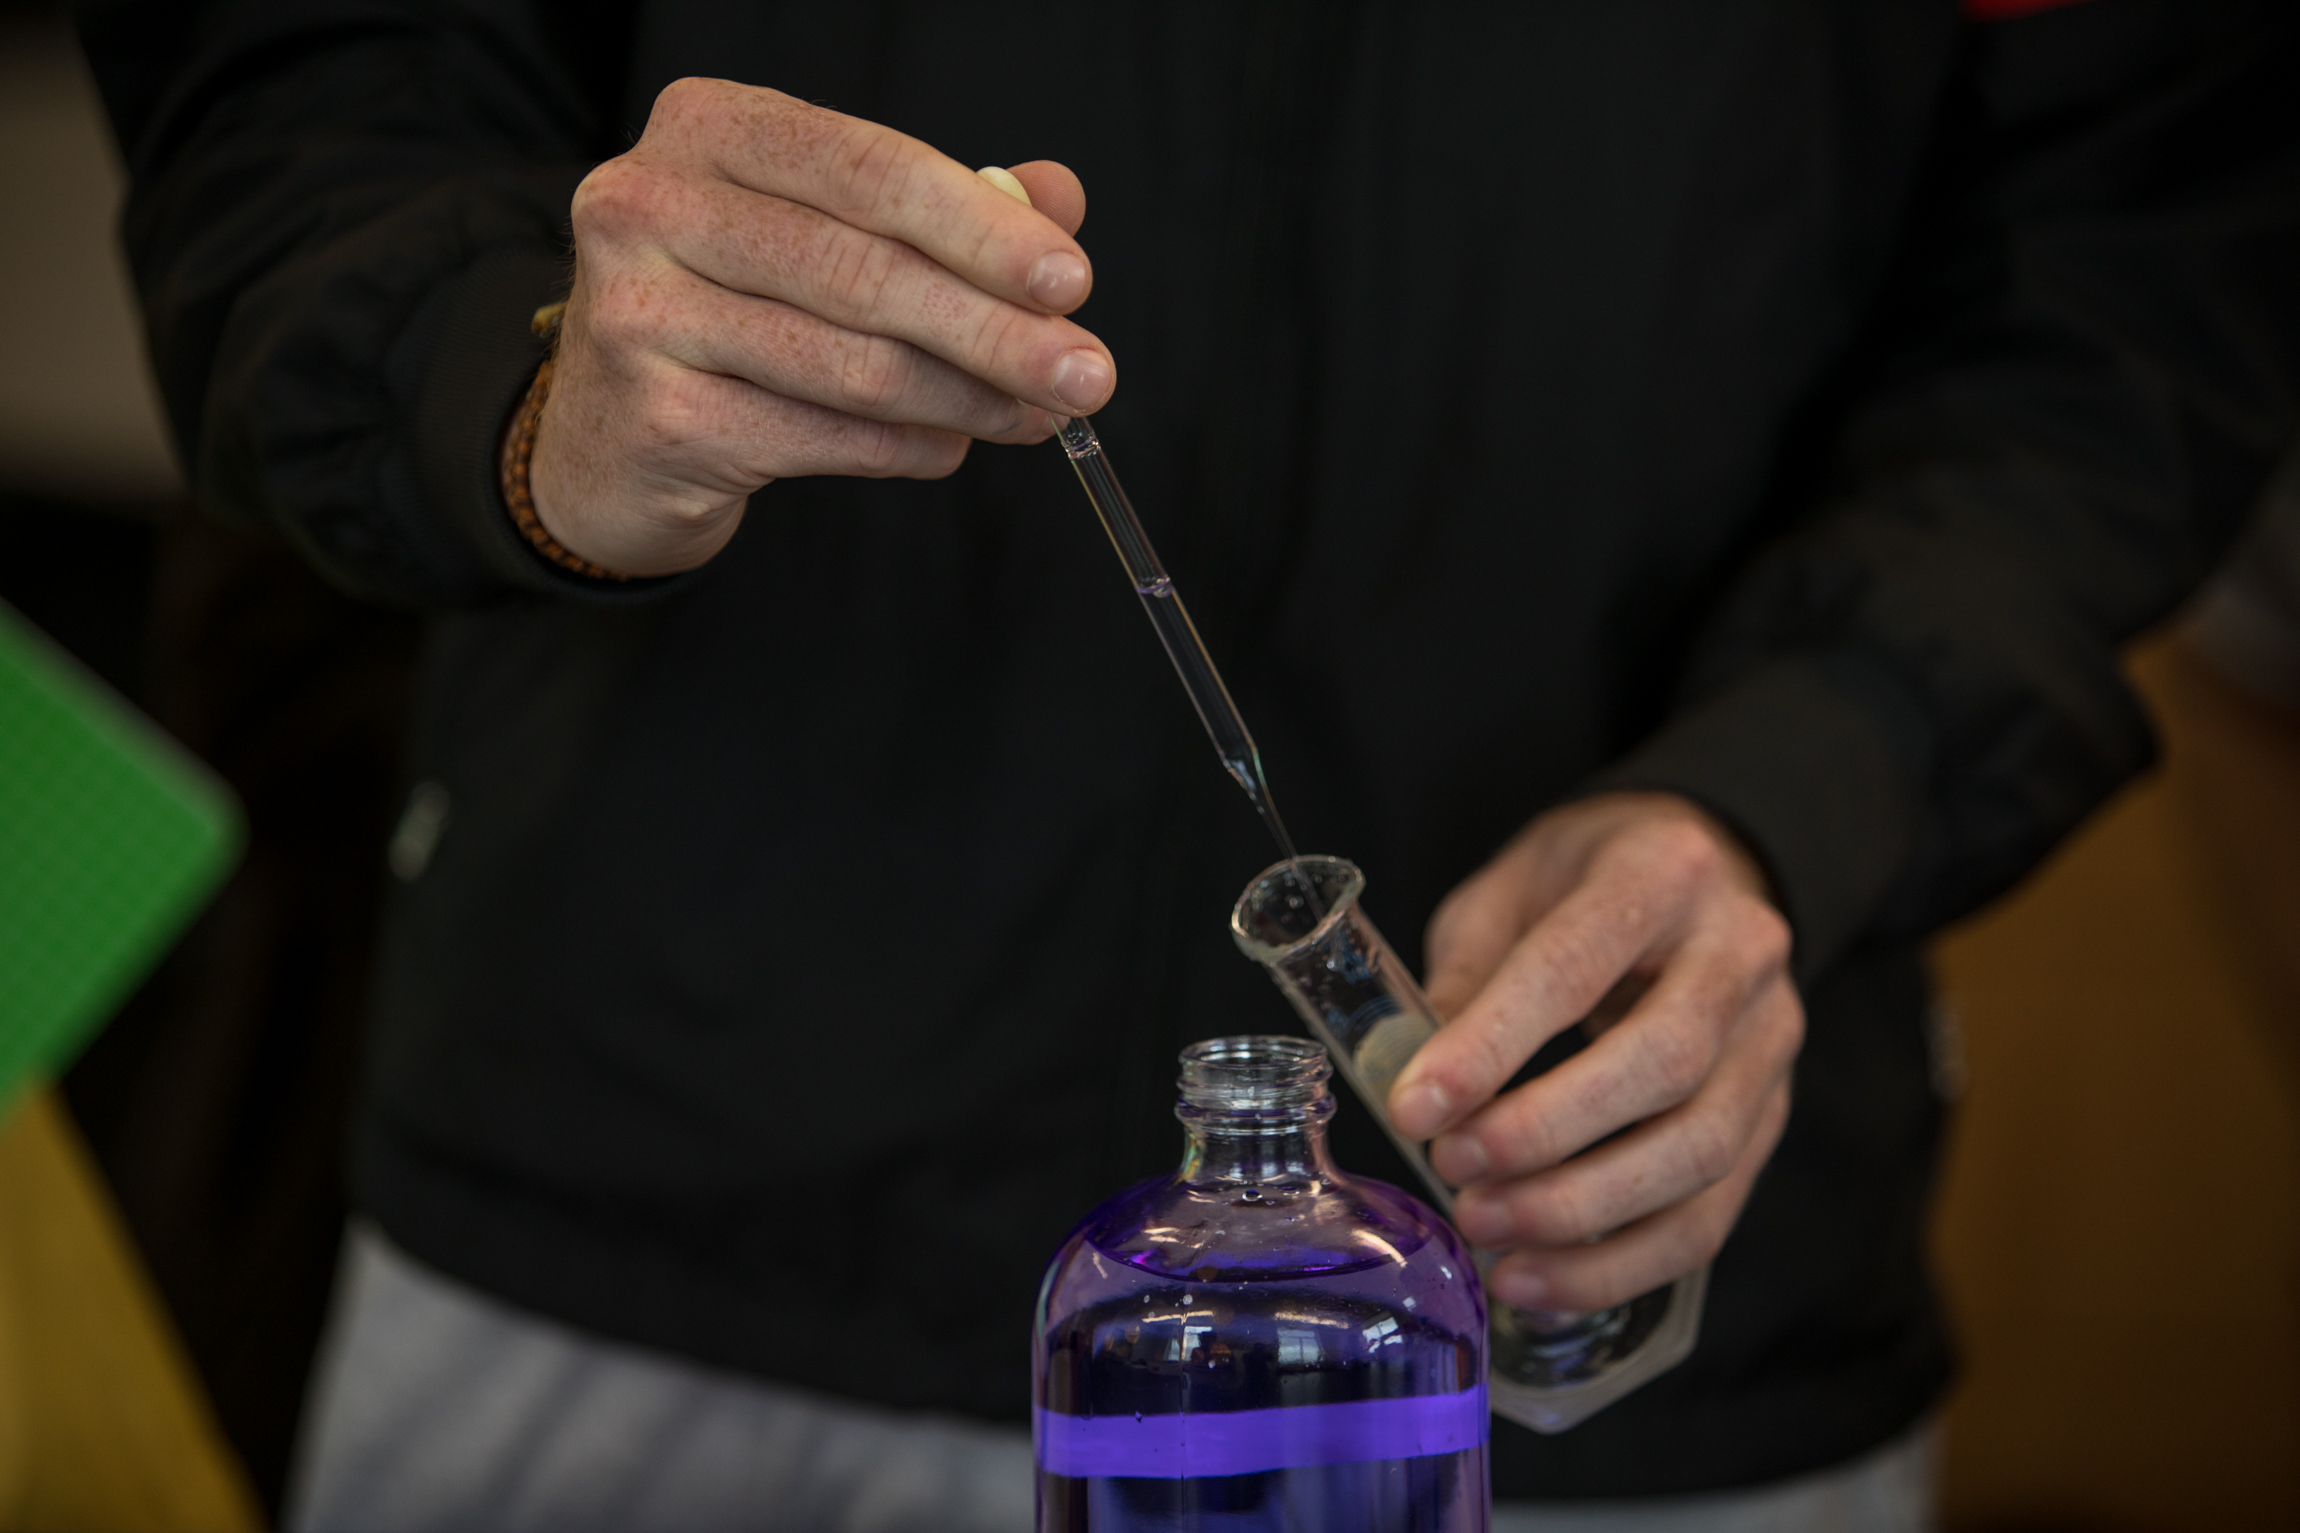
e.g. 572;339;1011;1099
975;165;1032;207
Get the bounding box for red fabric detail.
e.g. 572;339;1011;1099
1962;0;2090;19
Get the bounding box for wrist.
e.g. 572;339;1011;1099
499;352;632;582
503;297;751;579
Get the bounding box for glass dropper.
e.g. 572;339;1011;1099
1055;416;1322;911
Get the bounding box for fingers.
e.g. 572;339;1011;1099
614;356;974;486
1450;971;1803;1247
577;158;1114;418
716;298;1055;442
1428;893;1790;1185
1482;1072;1793;1313
1392;820;1726;1141
644;79;1096;317
595;256;1058;444
537;80;1111;577
530;348;976;575
1006;161;1086;237
1379;793;1803;1317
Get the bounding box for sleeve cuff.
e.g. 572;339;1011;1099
1587;650;1937;981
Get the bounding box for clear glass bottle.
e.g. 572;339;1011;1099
1034;1036;1490;1532
1231;857;1706;1435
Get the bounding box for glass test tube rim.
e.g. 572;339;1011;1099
1229;853;1365;965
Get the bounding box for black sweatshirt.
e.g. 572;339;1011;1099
76;0;2300;1498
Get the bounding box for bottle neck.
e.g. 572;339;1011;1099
1172;1035;1340;1187
1178;1108;1339;1186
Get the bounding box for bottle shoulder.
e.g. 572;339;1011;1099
1036;1172;1487;1416
1067;1169;1462;1285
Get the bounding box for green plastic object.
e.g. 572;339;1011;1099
0;600;242;1107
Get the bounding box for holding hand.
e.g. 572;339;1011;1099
1388;793;1803;1314
530;79;1114;575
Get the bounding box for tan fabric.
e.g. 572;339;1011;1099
0;1087;263;1533
1931;635;2300;1530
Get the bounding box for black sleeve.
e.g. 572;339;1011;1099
1595;0;2300;979
2185;455;2300;707
73;0;654;605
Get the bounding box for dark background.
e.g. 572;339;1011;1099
3;3;411;1513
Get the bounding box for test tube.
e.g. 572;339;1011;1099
1232;854;1708;1435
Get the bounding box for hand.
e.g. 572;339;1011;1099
1387;792;1803;1314
529;79;1115;575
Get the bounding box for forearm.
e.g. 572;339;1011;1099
1601;0;2300;975
86;0;637;605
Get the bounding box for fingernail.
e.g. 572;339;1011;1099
1454;1191;1510;1245
1493;1269;1549;1310
1432;1131;1488;1184
1049;350;1111;411
1028;251;1088;309
1392;1079;1452;1138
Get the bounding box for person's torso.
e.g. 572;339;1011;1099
366;0;1960;1491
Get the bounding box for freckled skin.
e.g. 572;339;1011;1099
527;78;1112;577
1389;792;1802;1315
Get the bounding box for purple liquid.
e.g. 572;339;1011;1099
1035;1170;1488;1531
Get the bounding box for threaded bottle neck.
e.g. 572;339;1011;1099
1175;1036;1338;1185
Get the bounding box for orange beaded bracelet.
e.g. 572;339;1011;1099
498;302;630;581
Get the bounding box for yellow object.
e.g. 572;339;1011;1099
1932;636;2300;1530
0;1088;264;1532
976;164;1031;206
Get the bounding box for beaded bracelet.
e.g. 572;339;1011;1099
499;302;630;581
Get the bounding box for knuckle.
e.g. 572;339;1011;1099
839;334;915;414
1441;1124;1498;1185
659;75;710;110
917;432;969;479
966;302;1035;379
1604;820;1718;916
1643;1021;1716;1101
825;119;915;215
1652;818;1723;890
849;418;910;476
1492;1097;1565;1172
1735;900;1793;972
1541;919;1614;1003
1466;1026;1522;1091
821;231;902;322
1679;1115;1738;1187
571;156;657;246
1519;1180;1596;1245
641;77;719;147
650;75;703;121
846;422;967;481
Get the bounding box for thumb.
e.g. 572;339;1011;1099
979;162;1089;239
